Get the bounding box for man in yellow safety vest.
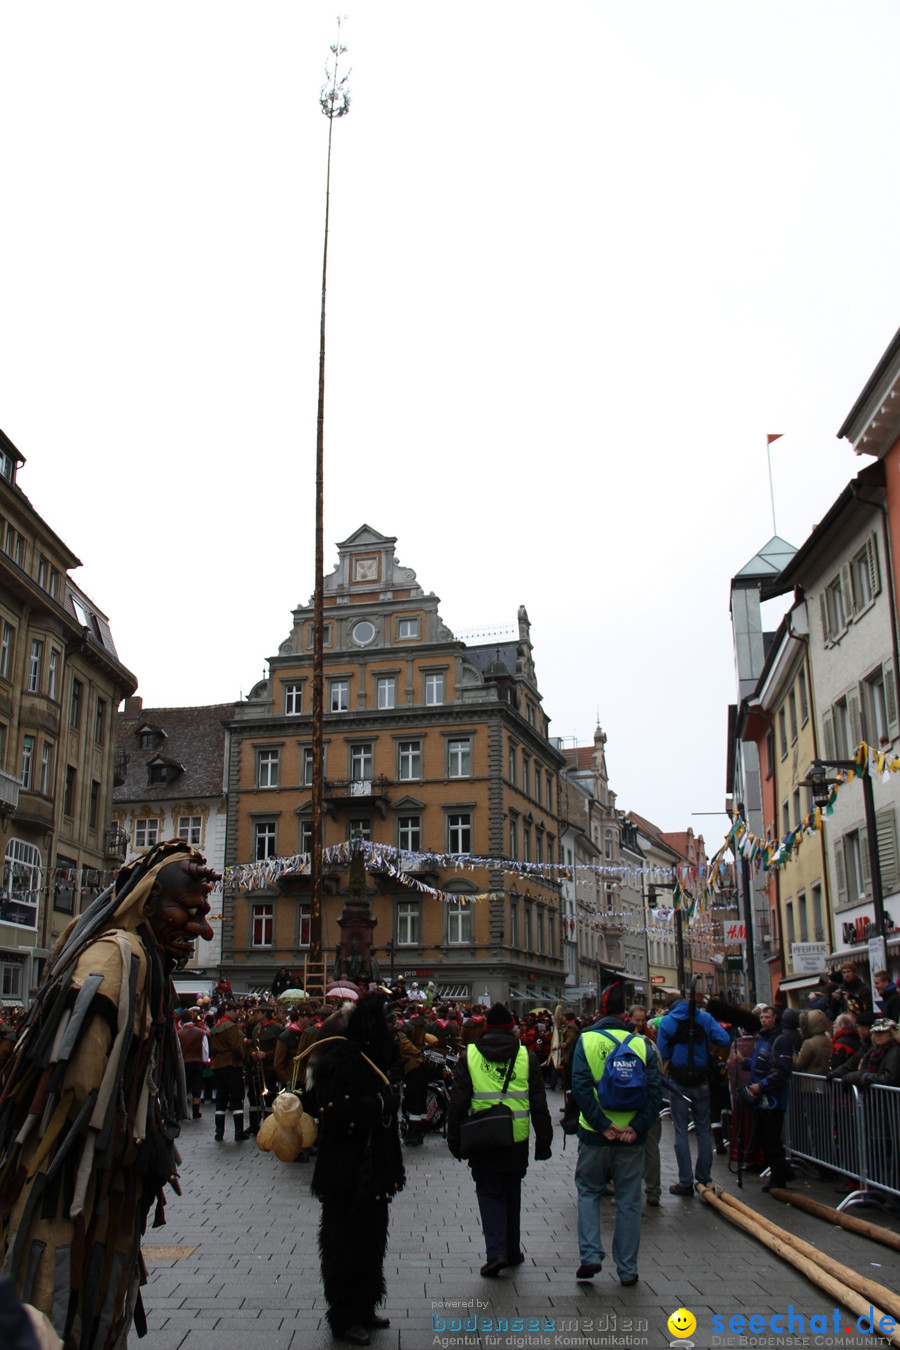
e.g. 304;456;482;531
571;982;661;1286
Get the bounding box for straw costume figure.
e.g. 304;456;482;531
0;839;217;1350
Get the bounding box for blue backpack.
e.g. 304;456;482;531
595;1031;648;1113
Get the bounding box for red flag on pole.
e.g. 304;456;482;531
767;433;783;444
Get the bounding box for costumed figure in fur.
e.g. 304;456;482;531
307;993;405;1347
0;839;218;1350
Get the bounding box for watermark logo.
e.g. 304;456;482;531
667;1307;697;1347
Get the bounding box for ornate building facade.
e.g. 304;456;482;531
222;526;567;1006
0;431;136;1003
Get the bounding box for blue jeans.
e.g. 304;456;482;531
668;1080;712;1186
574;1140;644;1279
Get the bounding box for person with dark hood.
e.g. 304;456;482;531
306;992;405;1346
447;1003;552;1277
744;1006;801;1192
0;839;218;1350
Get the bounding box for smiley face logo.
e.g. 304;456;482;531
667;1307;697;1340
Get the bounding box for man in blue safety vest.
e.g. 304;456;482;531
571;982;661;1285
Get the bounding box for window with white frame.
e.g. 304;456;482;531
297;902;311;947
509;898;519;948
27;640;42;693
1;842;40;928
534;763;542;803
349;743;374;780
851;537;879;612
48;649;59;701
823;573;848;641
447;812;472;854
447;737;471;778
509;815;518;859
397;899;420;945
252;903;274;947
398;814;421;853
397;740;422;781
349;817;372;840
1;962;23;998
425;673;444;706
302;746;316;787
330;679;350;712
39;742;52;795
398;617;419;640
377;676;396;709
862;667;890;746
255;820;277;860
508;740;517;785
299;819;313;854
179;815;202;846
0;622;12;679
447;897;474;944
134;817;160;849
284;682;303;715
257;747;280;788
20;735;35;790
521;755;530;797
523;822;531;862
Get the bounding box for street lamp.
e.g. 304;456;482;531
802;759;889;969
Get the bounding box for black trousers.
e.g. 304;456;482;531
471;1168;523;1262
760;1107;787;1186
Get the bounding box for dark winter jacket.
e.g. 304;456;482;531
572;1015;662;1146
746;1020;799;1111
828;1028;862;1075
842;1041;900;1090
447;1028;552;1174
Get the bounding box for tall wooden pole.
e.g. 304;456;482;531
310;23;350;969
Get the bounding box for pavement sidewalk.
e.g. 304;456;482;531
141;1088;900;1349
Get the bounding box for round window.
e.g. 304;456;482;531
352;620;376;646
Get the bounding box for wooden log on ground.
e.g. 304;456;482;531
695;1185;900;1349
769;1187;900;1253
713;1188;900;1325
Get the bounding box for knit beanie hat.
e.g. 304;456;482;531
599;982;625;1016
485;1003;515;1030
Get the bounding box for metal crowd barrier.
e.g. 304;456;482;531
785;1073;900;1210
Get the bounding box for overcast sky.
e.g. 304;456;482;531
3;2;899;842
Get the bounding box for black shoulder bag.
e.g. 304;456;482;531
459;1055;518;1158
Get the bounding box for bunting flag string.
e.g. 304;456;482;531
719;740;900;880
224;838;738;917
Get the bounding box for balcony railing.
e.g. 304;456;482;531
0;769;20;815
105;826;129;861
324;776;392;801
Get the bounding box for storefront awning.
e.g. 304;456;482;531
776;973;822;991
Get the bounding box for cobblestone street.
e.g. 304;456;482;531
139;1090;899;1349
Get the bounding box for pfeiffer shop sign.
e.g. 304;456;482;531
724;921;746;943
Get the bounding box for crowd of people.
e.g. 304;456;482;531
2;918;900;1350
